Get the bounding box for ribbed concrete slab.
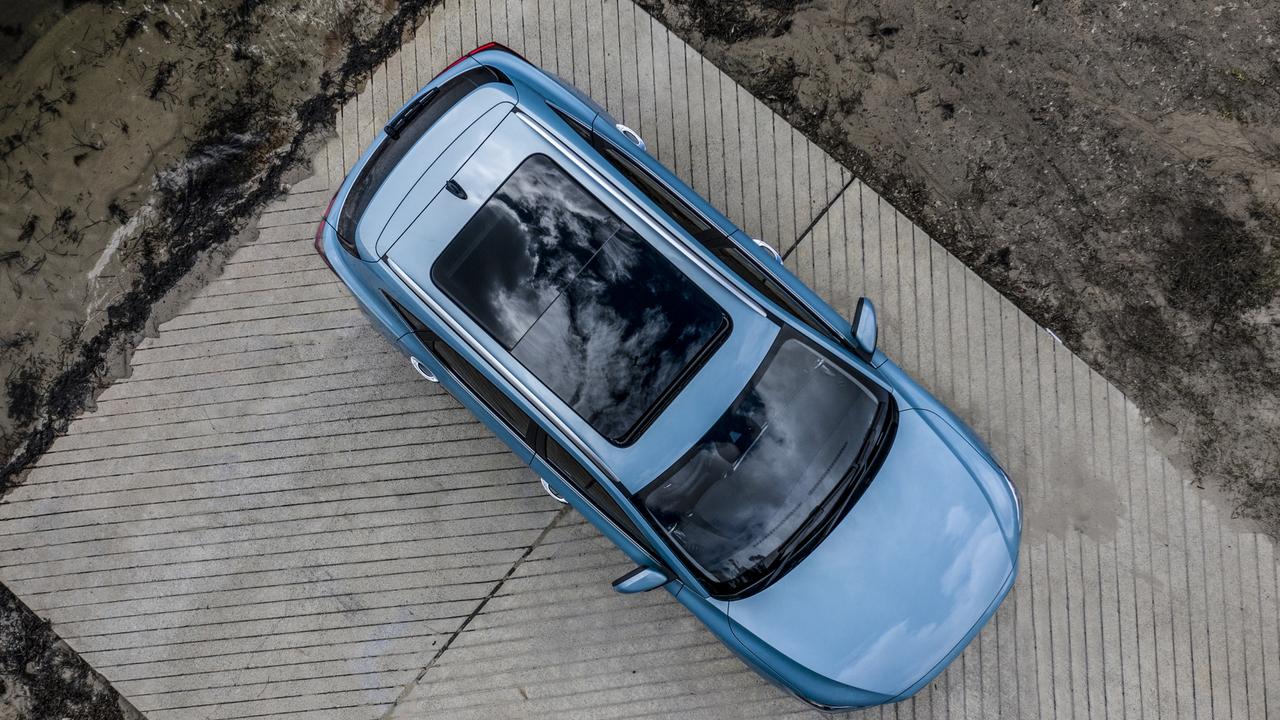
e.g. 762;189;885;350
1;0;1277;718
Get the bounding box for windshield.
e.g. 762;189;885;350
636;334;885;596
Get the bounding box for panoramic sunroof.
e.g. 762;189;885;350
432;154;729;444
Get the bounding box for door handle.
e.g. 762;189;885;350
616;123;646;151
540;478;568;504
752;237;782;263
409;356;438;382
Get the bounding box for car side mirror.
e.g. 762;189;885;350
612;566;670;594
851;297;877;359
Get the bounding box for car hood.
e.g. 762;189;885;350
726;408;1014;698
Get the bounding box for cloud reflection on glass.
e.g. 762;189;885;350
641;339;879;586
433;154;728;443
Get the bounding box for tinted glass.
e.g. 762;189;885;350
638;336;880;591
546;439;645;542
433;154;617;348
598;141;711;238
434;154;729;444
548;103;594;143
383;292;429;334
714;245;833;338
430;338;533;439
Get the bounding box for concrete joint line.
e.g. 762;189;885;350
781;175;857;261
380;504;571;718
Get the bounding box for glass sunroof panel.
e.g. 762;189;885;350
432;154;728;443
431;154;618;348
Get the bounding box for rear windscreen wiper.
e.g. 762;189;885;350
384;87;440;140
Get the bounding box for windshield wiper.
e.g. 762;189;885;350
749;458;867;591
749;405;896;592
384;87;440;140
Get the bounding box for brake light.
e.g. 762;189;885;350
315;191;339;274
471;41;520;58
440;41;524;74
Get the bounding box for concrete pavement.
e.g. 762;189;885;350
1;0;1277;717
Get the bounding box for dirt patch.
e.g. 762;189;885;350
1;0;442;488
641;0;1280;534
0;0;89;73
1;583;142;720
0;0;359;475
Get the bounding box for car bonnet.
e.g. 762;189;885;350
726;407;1014;697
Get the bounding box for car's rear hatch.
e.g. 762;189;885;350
379;108;552;269
337;63;516;259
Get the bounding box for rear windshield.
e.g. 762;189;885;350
432;154;729;444
336;65;508;256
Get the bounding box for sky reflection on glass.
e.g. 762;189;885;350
641;339;880;585
433;154;727;442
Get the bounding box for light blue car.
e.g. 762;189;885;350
315;42;1021;711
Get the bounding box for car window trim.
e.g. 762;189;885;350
385;266;691;585
515;110;768;319
386;257;617;481
384;291;537;448
590;132;714;237
703;238;849;347
390;280;675;576
541;110;850;351
426;334;537;447
534;429;665;561
545;101;595;143
383;290;430;334
567;115;850;350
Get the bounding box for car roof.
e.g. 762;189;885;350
383;108;780;491
358;79;518;259
430;153;734;446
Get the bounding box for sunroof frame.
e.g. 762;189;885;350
430;153;731;445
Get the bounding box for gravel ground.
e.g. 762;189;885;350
640;0;1280;533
